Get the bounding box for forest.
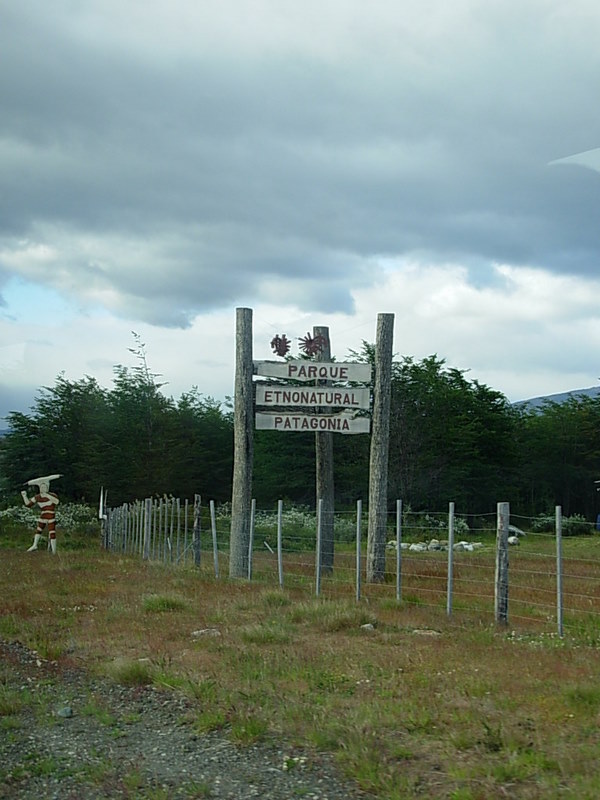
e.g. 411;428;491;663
1;345;599;520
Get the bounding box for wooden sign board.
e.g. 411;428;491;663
256;384;370;410
253;360;372;383
256;411;370;435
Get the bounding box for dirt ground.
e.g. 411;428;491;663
0;638;369;800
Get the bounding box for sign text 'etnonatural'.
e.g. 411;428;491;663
255;384;370;410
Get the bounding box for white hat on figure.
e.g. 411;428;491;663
25;474;62;488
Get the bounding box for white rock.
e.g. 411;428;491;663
191;628;222;638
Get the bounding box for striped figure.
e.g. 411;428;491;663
21;474;62;554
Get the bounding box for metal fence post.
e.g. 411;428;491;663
396;499;403;602
316;498;323;597
556;505;564;637
277;499;284;588
209;500;220;578
447;501;455;616
356;499;362;602
143;498;151;560
193;495;201;567
248;498;256;580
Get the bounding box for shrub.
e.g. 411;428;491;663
0;503;99;534
531;513;594;536
403;511;470;541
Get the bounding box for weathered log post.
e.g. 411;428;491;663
366;313;394;583
314;325;335;574
229;307;254;578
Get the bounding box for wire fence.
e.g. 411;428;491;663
102;497;600;641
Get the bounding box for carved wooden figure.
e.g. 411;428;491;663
21;474;62;554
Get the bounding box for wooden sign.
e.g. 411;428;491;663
253;360;372;383
256;411;370;434
255;384;371;410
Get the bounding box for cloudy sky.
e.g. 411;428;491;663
2;0;600;423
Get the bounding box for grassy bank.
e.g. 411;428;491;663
2;538;600;799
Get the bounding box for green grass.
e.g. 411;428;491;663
107;658;155;686
142;594;187;613
2;536;600;799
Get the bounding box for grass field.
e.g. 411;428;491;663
2;530;600;799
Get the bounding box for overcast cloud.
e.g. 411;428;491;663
1;0;600;422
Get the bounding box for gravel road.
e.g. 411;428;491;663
0;639;370;799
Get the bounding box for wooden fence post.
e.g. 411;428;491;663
495;501;510;624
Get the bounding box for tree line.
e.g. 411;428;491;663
1;347;599;520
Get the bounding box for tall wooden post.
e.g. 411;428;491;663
314;325;335;574
229;307;254;578
366;313;394;583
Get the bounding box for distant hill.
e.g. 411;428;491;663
514;386;600;411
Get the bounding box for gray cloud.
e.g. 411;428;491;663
1;1;600;327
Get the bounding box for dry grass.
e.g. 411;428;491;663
2;538;600;799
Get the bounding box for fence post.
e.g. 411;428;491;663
143;498;151;560
316;498;323;597
396;499;403;602
163;498;170;563
556;505;564;637
176;498;181;563
495;501;510;624
184;498;189;565
447;501;455;616
209;500;220;578
193;495;201;567
123;503;130;553
277;499;284;588
356;499;362;602
138;500;144;555
248;498;256;580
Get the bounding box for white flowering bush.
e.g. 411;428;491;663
0;503;99;534
403;512;470;541
215;504;357;551
531;513;594;536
